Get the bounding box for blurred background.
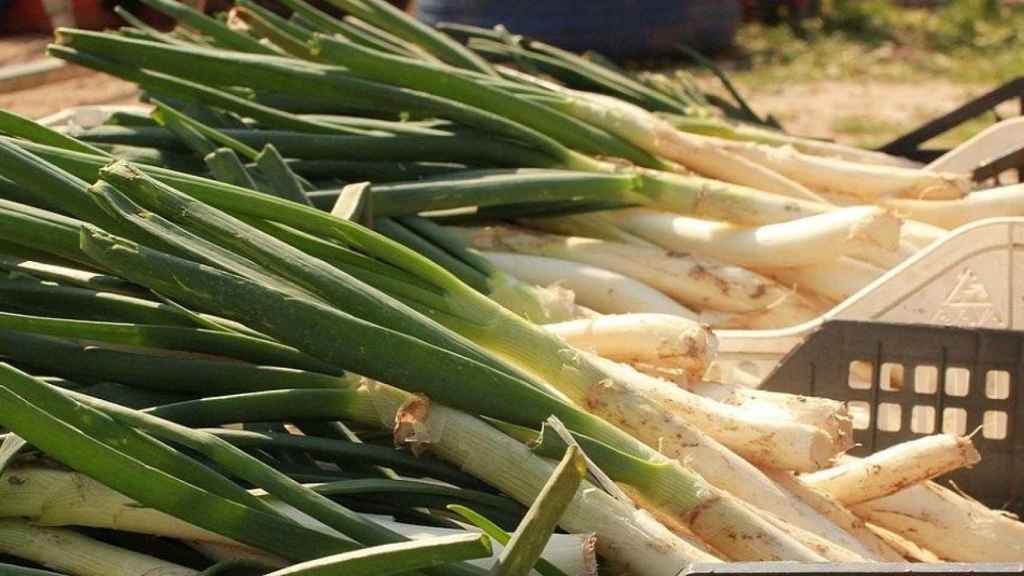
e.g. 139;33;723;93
1;0;1021;148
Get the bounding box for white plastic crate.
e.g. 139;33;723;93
709;217;1024;385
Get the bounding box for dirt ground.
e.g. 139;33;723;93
736;80;988;145
0;35;139;120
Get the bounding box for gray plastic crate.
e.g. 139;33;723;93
760;320;1023;513
685;562;1024;576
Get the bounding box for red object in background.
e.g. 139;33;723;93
2;0;120;32
3;0;52;32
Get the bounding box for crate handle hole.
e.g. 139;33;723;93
849;361;873;390
942;407;968;436
910;405;935;434
880;363;904;392
982;411;1008;440
914;365;938;394
877;403;902;432
944;367;970;397
849;401;871;430
985;370;1011;400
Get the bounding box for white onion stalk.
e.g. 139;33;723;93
483;252;698;319
759;257;885;303
377;517;596;576
880;184;1024;229
862;524;942;562
187;541;285;568
544;314;715;380
0;466;230;544
851;237;920;270
660;114;922;169
0;453;688;573
852;481;1024;561
566;359;874;555
801;434;981;505
588;356;848;472
377;381;841;562
264;506;598;576
361;382;721;573
521;212;658;248
454;226;824;327
488;273;583;324
551;90;823;202
713;138;971;200
817;195;954;249
0;468;594;576
597;207;901;269
754;507;865;561
900;219;947;249
0;519;196;576
761;469;904;561
679;381;852;445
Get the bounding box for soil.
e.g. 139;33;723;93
739;80;984;143
0;35;139;120
0;72;139;120
0;36;50;66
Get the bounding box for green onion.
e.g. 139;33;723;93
318;0;495;74
135;0;276;54
96;161;531;380
0;108;109;156
205;148;260;188
0;363;350;561
77;226;823;560
447;506;567;576
50;31;576;165
308;33;651;168
489;446;584;576
253;144;313;205
263;533;492;576
0;519;196;576
65;390;479;569
69;125;556;167
153;99;260;160
0;309;339;374
0;329;345;394
49;46;372;136
341;15;440;61
232;0;315;58
203;428;486;488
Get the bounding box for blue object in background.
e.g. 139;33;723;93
415;0;741;59
0;0;12;12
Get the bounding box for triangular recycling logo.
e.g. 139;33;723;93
930;267;1004;327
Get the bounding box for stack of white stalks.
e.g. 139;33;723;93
452;122;1024;330
537;312;1024;566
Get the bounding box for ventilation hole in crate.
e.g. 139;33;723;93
849;361;873;390
910;405;935;434
985;370;1011;399
880;363;904;392
983;411;1008;440
877;403;902;432
944;367;970;397
942;407;967;435
849;401;871;430
914;365;938;394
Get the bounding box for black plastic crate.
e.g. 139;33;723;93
759;320;1023;513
